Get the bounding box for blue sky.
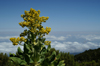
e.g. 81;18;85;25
0;0;100;32
0;0;100;57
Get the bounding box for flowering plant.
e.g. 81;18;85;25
8;8;65;66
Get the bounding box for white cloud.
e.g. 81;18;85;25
0;36;18;39
63;42;72;44
43;35;67;41
50;41;100;53
77;35;100;41
0;34;100;56
43;34;72;41
0;42;23;55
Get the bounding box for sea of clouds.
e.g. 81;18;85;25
0;31;100;57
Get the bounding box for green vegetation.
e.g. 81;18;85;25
74;48;100;66
74;48;100;62
0;52;9;66
1;47;100;66
7;8;65;66
0;52;20;66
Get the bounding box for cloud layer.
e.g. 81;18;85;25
0;31;100;57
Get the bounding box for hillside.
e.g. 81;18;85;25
74;47;100;63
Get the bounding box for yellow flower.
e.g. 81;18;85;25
46;17;49;20
37;14;39;17
10;38;14;41
21;14;24;18
28;17;30;20
42;16;45;18
23;21;26;25
15;39;19;43
29;13;32;16
37;24;40;27
43;29;46;33
37;10;40;13
27;13;30;16
27;12;31;16
19;22;22;26
44;41;51;45
48;27;51;32
24;39;27;42
13;42;18;45
30;8;33;12
32;31;35;34
37;17;40;20
24;10;27;14
20;37;25;41
24;18;27;21
35;11;38;15
39;17;42;20
10;38;16;42
35;20;38;23
31;20;35;24
25;22;29;26
49;41;51;43
32;9;35;12
46;27;48;30
32;14;35;18
37;10;40;15
45;27;51;32
46;31;49;35
17;37;20;41
30;18;34;22
41;28;44;30
10;37;19;45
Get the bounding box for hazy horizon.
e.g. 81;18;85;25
0;31;100;57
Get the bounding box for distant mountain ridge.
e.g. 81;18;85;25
74;47;100;62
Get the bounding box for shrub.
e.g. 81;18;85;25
8;8;65;66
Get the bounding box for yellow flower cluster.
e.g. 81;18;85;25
44;41;51;45
10;37;27;45
39;27;51;35
10;8;51;46
19;8;51;35
19;21;30;27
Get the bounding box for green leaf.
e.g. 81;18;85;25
47;44;51;52
58;60;65;66
55;53;61;60
29;58;34;64
52;51;56;55
9;57;27;65
24;54;30;64
37;58;45;63
24;43;31;54
18;47;23;54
